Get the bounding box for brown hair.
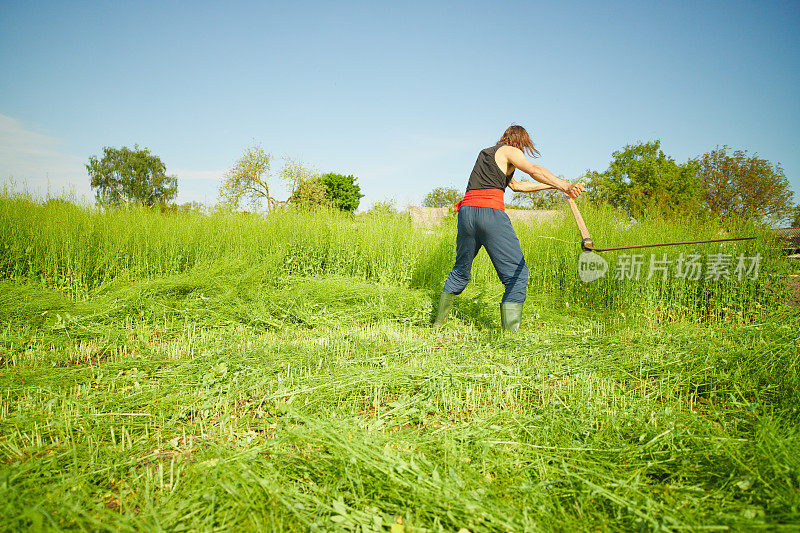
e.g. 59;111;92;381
498;125;540;158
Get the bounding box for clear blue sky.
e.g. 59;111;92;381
2;0;798;210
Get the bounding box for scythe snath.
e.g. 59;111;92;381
566;198;755;252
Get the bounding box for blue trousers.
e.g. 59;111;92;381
442;206;529;303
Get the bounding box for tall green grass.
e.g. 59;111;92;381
0;187;789;323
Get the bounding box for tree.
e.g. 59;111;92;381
792;205;800;228
86;145;177;207
218;143;279;211
288;176;332;209
691;146;795;226
320;173;363;212
584;140;702;218
280;156;317;196
422;187;462;208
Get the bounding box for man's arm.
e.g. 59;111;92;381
503;146;585;198
508;180;556;193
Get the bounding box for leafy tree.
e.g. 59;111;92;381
288;176;332;209
86;145;177;207
422;186;462;208
320;173;363;212
280;156;317;196
584;140;701;218
218;143;279;211
792;205;800;228
691;146;795;225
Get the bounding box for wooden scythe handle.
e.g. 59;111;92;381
566;198;594;251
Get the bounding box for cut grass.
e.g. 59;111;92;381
1;271;798;531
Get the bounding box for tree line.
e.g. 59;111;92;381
85;139;797;226
86;142;363;214
422;141;798;227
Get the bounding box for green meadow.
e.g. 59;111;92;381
1;190;798;531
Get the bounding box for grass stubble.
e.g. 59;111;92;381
0;190;798;531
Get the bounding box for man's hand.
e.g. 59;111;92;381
565;182;586;199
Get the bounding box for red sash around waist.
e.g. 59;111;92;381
453;188;505;212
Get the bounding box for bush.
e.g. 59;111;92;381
365;198;398;215
289;177;332;209
320;173;363;213
422;187;461;208
179;202;207;214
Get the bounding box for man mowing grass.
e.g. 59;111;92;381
433;125;586;331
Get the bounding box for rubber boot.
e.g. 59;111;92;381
432;292;455;328
500;302;524;332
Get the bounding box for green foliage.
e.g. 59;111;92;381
1;188;798;530
320;172;363;212
279;156;317;195
179;201;206;214
365;198;398;215
422;186;462;208
288;176;332;209
218;143;277;211
150;202;178;214
86;145;177;207
791;205;800;228
691;146;795;226
509;187;560;210
585;140;702;219
220;146;325;212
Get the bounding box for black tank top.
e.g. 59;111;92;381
466;144;515;191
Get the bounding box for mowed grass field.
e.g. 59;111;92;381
1;191;799;531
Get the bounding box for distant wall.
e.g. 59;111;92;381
408;206;564;228
408;206;449;227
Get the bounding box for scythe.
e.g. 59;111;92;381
566;198;755;252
